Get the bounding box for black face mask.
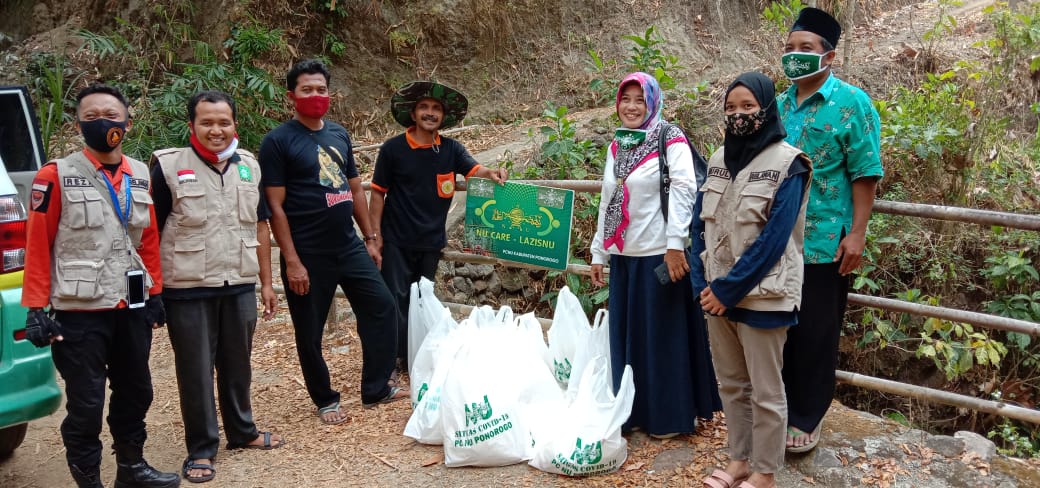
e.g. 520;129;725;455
724;110;767;137
79;118;127;153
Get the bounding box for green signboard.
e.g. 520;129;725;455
463;178;574;270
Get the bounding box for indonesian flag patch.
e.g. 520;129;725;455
30;178;52;212
177;169;198;183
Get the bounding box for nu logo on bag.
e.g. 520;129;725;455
553;358;572;383
569;437;603;465
464;395;494;427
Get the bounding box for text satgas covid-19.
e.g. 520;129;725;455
452;413;513;447
549;455;620;477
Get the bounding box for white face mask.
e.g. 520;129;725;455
782;51;831;80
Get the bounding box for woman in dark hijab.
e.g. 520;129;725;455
691;72;812;488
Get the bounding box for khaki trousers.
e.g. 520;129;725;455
707;316;788;473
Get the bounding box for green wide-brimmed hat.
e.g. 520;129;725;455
390;81;468;129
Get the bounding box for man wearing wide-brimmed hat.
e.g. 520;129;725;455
369;81;507;373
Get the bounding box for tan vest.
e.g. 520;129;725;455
155;147;262;289
700;142;811;312
50;152;155;310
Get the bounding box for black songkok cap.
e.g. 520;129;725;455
790;7;841;48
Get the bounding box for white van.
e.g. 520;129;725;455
0;85;60;457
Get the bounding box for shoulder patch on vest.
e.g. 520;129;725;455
708;167;731;179
748;170;781;183
176;169;198;184
30;178;52;212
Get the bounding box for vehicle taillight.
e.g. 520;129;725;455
0;195;27;272
13;328;26;341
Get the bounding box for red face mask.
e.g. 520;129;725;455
294;94;330;119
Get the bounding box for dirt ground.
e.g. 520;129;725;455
0;299;739;488
0;1;1032;486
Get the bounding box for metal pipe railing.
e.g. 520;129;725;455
848;293;1040;337
835;370;1040;425
872;200;1040;231
439;179;1040;231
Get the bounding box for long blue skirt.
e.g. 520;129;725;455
608;254;723;435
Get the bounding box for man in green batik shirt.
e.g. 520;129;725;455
776;7;884;453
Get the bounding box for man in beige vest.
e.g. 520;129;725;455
150;90;282;483
21;83;180;488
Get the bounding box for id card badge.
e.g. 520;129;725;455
126;269;146;309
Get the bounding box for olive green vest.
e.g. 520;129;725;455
699;142;810;312
50;152;154;310
155;147;262;289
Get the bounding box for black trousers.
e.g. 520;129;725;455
281;238;398;407
51;308;153;470
379;242;440;361
166;290;259;460
782;262;849;433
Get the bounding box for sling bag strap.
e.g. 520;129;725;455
657;122;707;222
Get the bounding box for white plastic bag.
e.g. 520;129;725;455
403;319;471;444
529;356;634;477
546;286;590;387
407;277;451;373
566;309;610;398
440;307;563;467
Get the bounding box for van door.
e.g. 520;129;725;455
0;85;46;207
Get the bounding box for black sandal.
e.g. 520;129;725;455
227;431;285;450
182;458;215;483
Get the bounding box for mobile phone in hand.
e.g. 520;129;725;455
654;262;671;285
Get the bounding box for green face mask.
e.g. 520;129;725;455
781;51;830;80
614;129;647;150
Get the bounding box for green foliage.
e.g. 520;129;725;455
620;26;682;91
76;28;129;60
922;0;962;44
126;60;283;158
324;32;347;57
585;48;618;104
981;245;1040;370
529;103;601;180
25;52;80;158
313;0;349;17
73;23;287;160
587;25;683;102
982;250;1039;293
876;70;975;203
858;289;1008;381
760;0;806;34
884;410;912;428
388;29;418;55
987;417;1040;457
224;22;286;65
540;256;610;316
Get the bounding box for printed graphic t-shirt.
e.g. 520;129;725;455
259;119;359;255
371;130;480;250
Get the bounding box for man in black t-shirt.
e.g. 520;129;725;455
259;59;405;425
369;81;507;371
